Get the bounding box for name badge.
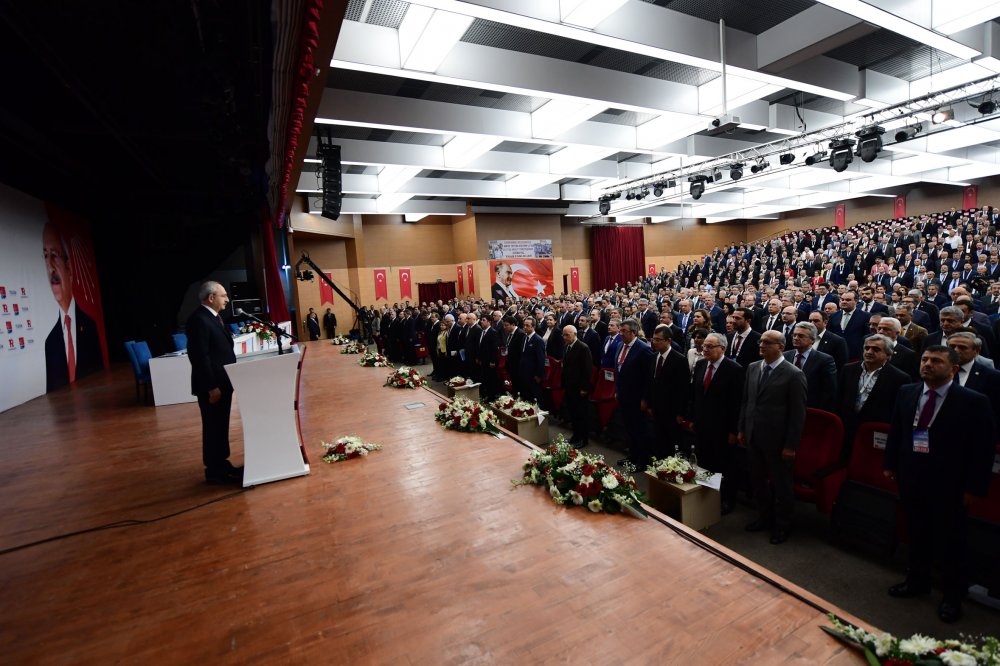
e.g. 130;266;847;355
604;369;615;382
913;429;930;454
500;347;508;357
543;357;549;366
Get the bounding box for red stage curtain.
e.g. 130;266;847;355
418;282;456;304
591;226;645;290
262;214;290;322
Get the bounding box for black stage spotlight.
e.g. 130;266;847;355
894;124;922;142
805;150;827;166
855;125;884;163
690;181;705;200
637;188;649;200
828;138;855;172
750;160;770;174
932;108;954;124
729;163;744;181
667;179;676;188
653;182;664;197
975;99;997;115
626;191;635;200
712;171;723;182
599;197;610;215
779;153;795;165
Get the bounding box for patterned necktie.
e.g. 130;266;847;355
65;314;76;382
917;389;938;429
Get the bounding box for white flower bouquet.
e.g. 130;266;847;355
321;435;383;463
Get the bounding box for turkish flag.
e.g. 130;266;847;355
835;203;846;229
399;268;412;299
457;265;464;294
374;269;388;300
893;195;906;219
648;263;656;276
320;272;335;305
963;185;978;210
466;263;474;294
570;266;580;291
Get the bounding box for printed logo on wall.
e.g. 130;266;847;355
4;321;11;334
20;287;26;297
7;338;14;350
12;303;19;316
25;319;32;330
1;304;7;315
0;286;6;299
19;337;25;349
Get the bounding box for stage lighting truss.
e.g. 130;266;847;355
750;159;769;174
893;124;922;142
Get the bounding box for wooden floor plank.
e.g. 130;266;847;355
0;342;866;663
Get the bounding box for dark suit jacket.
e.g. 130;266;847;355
185;306;237;395
615;339;654;407
726;329;761;368
884;383;995;497
645;349;688;420
561;340;593;395
837;361;910;438
708;306;726;333
815;330;848;371
518;332;546;384
45;306;103;392
503;328;526;376
963;362;1000;430
784;349;837;411
578;327;602;367
640;309;659;339
491;283;508;302
829;308;871;360
464;324;483;366
600;334;622;369
889;343;919;381
738;359;808;450
544;329;565;360
478;326;499;366
689;358;744;445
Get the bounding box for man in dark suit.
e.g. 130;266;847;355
808;310;848;371
576;315;602;368
642;325;689;459
948;331;1000;428
476;314;500;401
560;325;593;446
811;283;839;311
690;332;745;513
858;286;888;315
738;330;808;544
616;319;655;466
445;313;464;380
516;316;546;403
500;315;525;392
186;281;241;485
599;319;622;368
755;298;783;333
703;295;727;333
727;307;761;367
784;323;837;411
828;291;871;361
884;346;996;623
639;299;658;340
43;222;103;391
590;310;608;342
463;314;483;381
836;334;910;460
491;262;515;302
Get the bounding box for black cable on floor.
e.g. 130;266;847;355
0;486;254;556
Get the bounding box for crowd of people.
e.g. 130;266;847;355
364;204;998;624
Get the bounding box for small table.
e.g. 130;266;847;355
644;472;720;531
447;382;481;401
496;410;550;446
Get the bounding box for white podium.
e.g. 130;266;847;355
225;345;310;487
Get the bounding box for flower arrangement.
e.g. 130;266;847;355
321;435;383;463
330;335;352;345
821;613;999;665
493;394;537;418
514;435;646;516
239;321;274;343
339;341;366;354
358;351;390;367
434;398;501;434
385;366;425;388
646;455;711;485
447;376;470;387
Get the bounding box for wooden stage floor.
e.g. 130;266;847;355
0;343;865;663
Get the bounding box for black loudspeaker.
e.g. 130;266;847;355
319;144;342;221
230;281;254;301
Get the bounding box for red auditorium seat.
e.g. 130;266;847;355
414;332;428;363
544;357;564;411
792;408;844;514
588;367;618;432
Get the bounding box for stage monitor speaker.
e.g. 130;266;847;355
319;144;342;221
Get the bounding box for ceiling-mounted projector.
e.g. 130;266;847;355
706;114;741;136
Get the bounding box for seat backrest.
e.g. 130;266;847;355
968;445;1000;524
229;323;240;334
133;341;153;373
172;333;187;351
589;368;617;401
794;408;844;478
545;356;562;386
847;421;896;494
123;341;140;374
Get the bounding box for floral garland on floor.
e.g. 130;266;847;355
239;322;274;343
434;398;501;434
646;455;712;485
493;394;538;418
321;435;383;463
330;335;352;345
339;341;366;354
822;614;999;665
447;376;471;387
385;366;425;388
514;435;646;516
358;351;390;367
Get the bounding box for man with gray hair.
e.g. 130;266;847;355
784;322;837;411
947;332;1000;424
875;316;919;381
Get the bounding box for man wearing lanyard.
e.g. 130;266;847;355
615;319;654;467
883;346;996;623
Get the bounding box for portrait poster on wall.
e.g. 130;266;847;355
487;239;554;299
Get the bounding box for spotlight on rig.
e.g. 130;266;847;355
750;160;770;174
855;125;885;163
688;174;708;200
829;138;856;172
805;150;827;166
894;124;922;143
779;153;795;165
599;197;611;215
652;182;665;197
932;108;954;124
729;163;744;181
975;99;997;115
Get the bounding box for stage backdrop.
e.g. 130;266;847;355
487;239;554;299
0;183;108;413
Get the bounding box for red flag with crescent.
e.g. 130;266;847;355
457;265;464;294
963;185;978;210
835;203;846;229
399;268;412;299
466;263;474;294
570;266;580;291
893;195;906;218
320;272;335;305
374;269;388;300
648;263;656;277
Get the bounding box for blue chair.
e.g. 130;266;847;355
172;333;188;351
125;340;153;404
229;323;240;334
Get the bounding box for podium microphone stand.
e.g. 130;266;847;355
236;308;297;354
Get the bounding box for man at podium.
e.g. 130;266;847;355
187;281;242;485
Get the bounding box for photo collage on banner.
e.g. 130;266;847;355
487;239;554;301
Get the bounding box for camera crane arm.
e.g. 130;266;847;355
294;252;363;319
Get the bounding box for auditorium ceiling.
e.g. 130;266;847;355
298;0;1000;223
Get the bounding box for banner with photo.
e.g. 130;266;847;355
0;183;109;413
487;239;553;260
487;239;554;300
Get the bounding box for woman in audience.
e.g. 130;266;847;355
686;327;709;373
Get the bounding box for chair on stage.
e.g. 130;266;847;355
828;422;900;557
124;340;153;404
967;445;1000;597
172;333;187;351
229;323;240;335
588;368;618;434
792;408;844;514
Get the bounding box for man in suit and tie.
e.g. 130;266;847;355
600;319;622;368
690;332;745;513
812;282;839;312
784;323;837;411
874;317;919;380
590;309;608;342
576;314;602;367
858;286;888;315
500;315;525;391
616;319;655;467
828;290;871;361
463;312;483;382
561;325;593;447
703;294;727;333
884;346;996;623
727;307;762;367
807;310;848;371
476;314;500;401
491;262;515;302
947;331;1000;427
642;325;689;458
675;299;694;335
43;222;104;392
516;317;546;403
895;304;928;355
756;298;783;333
738;330;808;544
837;334;910;462
639;299;658;340
186;281;241;485
779;306;798;350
